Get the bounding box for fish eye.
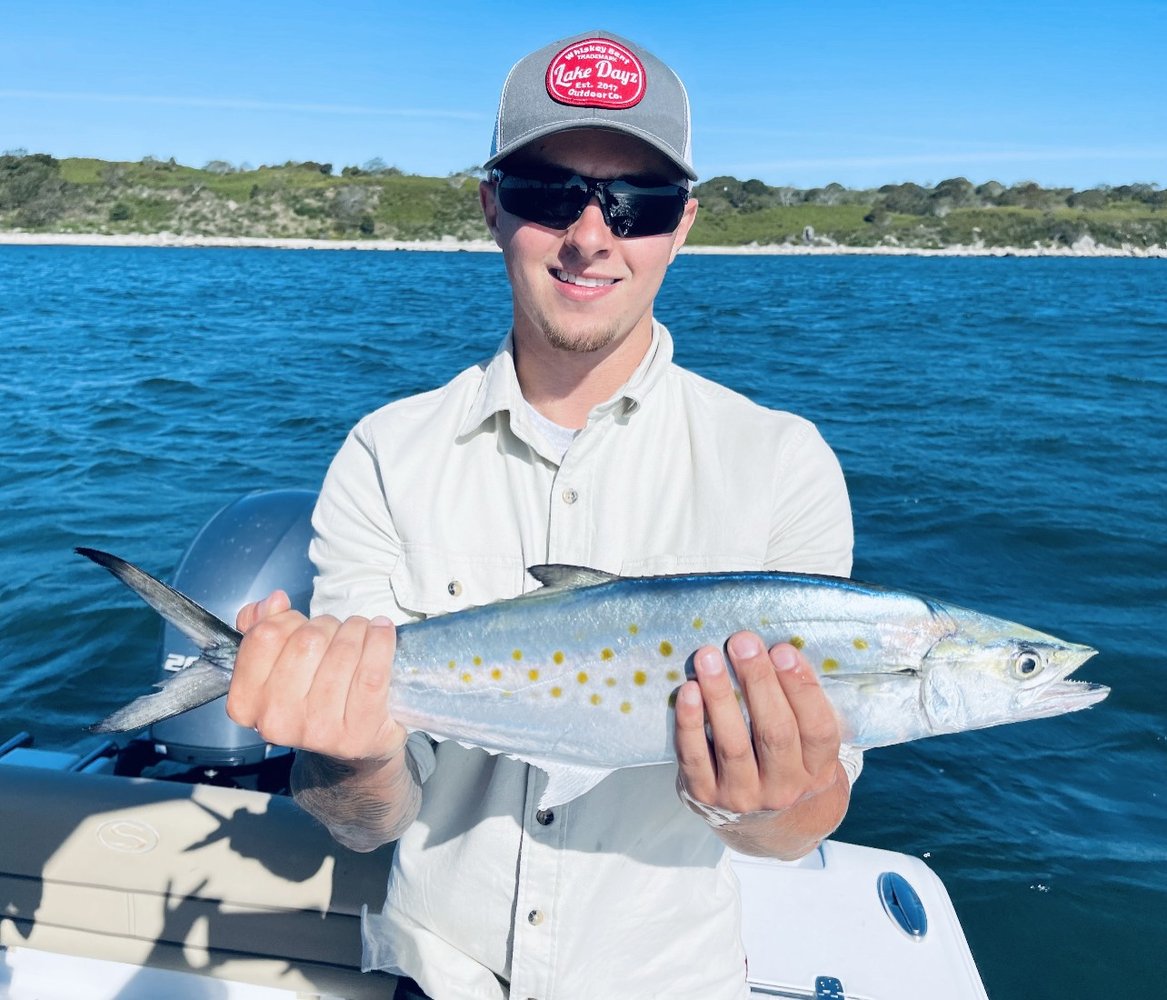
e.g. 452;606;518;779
1012;649;1044;679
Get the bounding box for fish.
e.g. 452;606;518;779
77;547;1107;809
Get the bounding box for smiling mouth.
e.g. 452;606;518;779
552;268;617;288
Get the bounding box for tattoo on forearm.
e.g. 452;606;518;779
291;749;422;851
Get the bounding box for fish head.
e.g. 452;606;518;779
920;606;1107;737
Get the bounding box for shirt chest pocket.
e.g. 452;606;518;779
389;543;528;619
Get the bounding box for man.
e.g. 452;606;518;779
228;30;857;1000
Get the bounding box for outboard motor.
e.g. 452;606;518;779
149;489;318;768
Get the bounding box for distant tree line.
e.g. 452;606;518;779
696;174;1167;215
1;151;1163;248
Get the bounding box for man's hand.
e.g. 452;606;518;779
673;633;850;859
227;593;420;851
227;591;407;763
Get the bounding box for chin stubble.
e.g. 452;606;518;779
542;319;624;354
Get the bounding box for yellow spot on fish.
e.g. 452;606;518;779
601;648;615;661
789;636;805;650
528;669;540;682
553;651;565;665
760;616;772;627
512;649;523;661
853;638;869;650
822;658;839;673
633;670;647;686
473;656;483;666
550;686;563;698
692;617;704;630
490;668;503;681
659;641;673;657
448;660;456;671
620;701;633;714
628;624;639;635
666;670;682;682
605;677;617;687
590;693;602;706
461;672;472;683
577;671;589;684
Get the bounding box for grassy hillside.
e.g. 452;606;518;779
2;153;1164;249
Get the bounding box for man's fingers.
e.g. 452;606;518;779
768;643;841;780
227;608;308;725
342;616;405;760
300;615;373;742
693;642;762;805
673;680;716;801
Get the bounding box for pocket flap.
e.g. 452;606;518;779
390;544;526;618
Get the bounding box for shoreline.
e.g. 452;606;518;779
0;230;1163;258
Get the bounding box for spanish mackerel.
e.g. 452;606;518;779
77;547;1106;809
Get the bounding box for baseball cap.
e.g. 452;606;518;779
484;31;696;182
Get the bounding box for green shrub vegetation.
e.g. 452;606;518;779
1;152;1163;248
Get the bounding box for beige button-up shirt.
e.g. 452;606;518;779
310;322;854;1000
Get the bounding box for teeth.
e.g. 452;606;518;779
554;269;616;288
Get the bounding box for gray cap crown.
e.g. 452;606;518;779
484;30;696;181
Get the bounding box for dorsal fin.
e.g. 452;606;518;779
527;564;619;592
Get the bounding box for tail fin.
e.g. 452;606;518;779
76;547;241;649
77;548;241;733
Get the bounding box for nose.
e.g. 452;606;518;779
563;195;613;257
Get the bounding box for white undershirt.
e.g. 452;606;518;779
520;396;578;463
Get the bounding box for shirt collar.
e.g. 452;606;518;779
457;320;675;439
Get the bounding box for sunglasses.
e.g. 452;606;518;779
490;167;690;238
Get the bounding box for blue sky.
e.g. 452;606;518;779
2;0;1164;190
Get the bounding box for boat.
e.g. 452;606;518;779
0;490;989;999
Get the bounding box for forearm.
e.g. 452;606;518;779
291;747;422;853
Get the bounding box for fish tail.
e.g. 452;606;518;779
77;547;241;733
88;660;232;733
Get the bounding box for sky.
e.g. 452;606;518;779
2;0;1164;190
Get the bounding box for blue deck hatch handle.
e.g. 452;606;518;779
815;975;846;998
877;870;928;940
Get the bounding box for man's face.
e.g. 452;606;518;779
480;129;698;357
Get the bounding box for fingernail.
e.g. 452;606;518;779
678;683;702;707
728;633;762;659
695;648;725;677
772;644;800;672
370;615;392;627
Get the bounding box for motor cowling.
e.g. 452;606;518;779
150;490;317;766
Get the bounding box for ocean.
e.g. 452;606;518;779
1;245;1164;997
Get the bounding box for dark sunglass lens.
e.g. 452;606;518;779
603;183;688;237
497;174;588;229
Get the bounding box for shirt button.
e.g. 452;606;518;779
561;487;579;505
447;580;462;597
527;909;544;926
536;809;554;826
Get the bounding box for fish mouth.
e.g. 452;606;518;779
1019;645;1109;716
1032;678;1110;712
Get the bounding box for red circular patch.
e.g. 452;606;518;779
545;38;647;110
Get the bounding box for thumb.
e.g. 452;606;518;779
236;589;292;631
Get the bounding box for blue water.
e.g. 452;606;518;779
1;246;1164;997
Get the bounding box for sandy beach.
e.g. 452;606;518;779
0;230;1163;257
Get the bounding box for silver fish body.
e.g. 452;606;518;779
78;550;1106;808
